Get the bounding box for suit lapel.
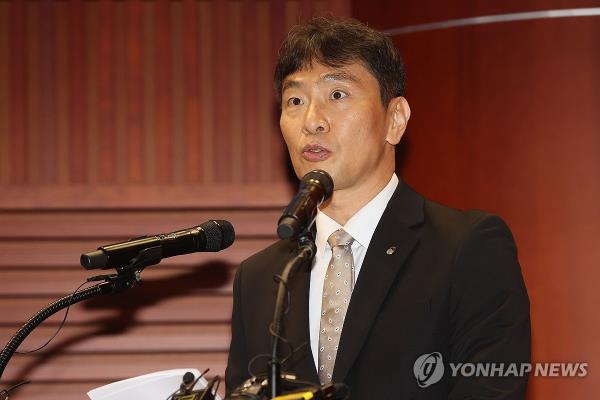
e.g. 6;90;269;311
332;182;424;382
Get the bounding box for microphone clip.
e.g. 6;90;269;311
86;245;161;294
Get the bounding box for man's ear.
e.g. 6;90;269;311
385;97;411;145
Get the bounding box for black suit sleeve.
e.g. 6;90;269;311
225;265;249;394
448;215;531;399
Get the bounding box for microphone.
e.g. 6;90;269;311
171;369;218;400
179;371;196;395
277;170;334;239
80;220;235;270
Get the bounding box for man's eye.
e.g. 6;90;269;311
331;90;348;100
287;97;303;106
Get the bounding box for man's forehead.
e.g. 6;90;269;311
282;62;369;90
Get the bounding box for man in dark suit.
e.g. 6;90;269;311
226;18;530;399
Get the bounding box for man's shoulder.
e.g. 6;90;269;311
240;238;296;275
424;197;489;229
417;193;515;252
402;183;511;248
391;180;506;239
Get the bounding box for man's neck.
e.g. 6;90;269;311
320;171;395;225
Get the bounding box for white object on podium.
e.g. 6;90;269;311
87;368;221;400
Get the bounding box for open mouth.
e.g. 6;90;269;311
302;144;331;161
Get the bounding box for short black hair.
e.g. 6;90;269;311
274;17;406;106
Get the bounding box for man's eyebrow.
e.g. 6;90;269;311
282;70;359;94
321;70;359;83
282;80;302;93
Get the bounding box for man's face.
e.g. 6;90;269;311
279;61;400;195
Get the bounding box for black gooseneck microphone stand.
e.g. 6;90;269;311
0;246;162;381
268;234;316;399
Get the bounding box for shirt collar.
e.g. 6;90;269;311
315;173;399;251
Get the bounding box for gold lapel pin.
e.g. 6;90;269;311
386;246;396;255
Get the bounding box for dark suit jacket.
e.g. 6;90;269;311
225;181;531;399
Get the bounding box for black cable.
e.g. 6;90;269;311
165;384;180;400
272;274;292;315
165;369;210;400
0;281;110;379
15;280;89;354
281;341;308;366
212;376;221;398
268;322;294;360
269;273;294;362
0;380;31;400
247;353;272;379
199;375;219;400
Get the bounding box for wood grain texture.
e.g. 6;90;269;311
0;294;233;325
0;209;281;238
0;0;307;186
2;352;228;382
0;2;349;399
0;267;237;296
0;324;231;354
0;1;9;184
9;0;27;184
353;0;600;30
0;184;294;210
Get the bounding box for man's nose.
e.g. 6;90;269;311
303;102;330;134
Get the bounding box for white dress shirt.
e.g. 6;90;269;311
309;173;399;370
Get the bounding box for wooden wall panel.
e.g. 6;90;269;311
353;0;600;30
0;269;235;296
0;1;351;399
0;0;351;186
353;1;600;399
0;209;282;238
0;324;231;353
0;2;8;183
4;353;228;381
0;295;234;326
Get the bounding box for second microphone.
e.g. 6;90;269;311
80;220;235;270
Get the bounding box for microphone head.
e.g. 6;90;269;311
201;220;235;251
301;169;334;198
277;170;334;239
182;371;195;385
